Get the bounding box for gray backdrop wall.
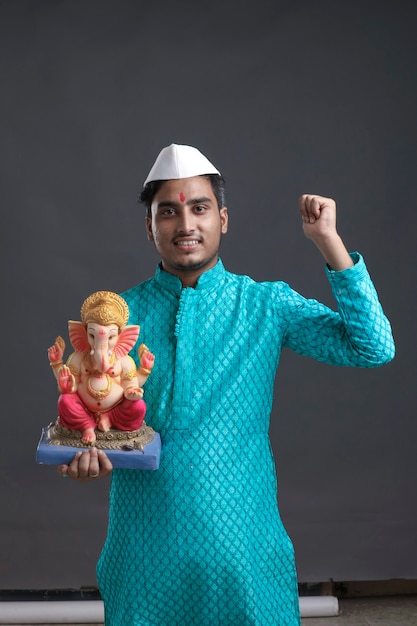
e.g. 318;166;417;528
1;0;416;589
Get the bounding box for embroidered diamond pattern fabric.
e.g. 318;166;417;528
96;254;394;626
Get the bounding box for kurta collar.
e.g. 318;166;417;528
154;259;226;295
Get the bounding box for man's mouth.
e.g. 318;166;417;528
174;239;200;247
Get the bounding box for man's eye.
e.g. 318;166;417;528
161;208;175;216
195;205;206;212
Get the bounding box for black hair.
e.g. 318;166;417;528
139;174;226;216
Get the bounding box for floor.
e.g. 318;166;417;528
301;595;417;626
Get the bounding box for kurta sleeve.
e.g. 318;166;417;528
282;252;395;367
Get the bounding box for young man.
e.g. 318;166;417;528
60;144;395;625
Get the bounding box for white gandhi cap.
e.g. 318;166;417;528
143;143;221;187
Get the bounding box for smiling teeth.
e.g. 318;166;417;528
176;240;198;246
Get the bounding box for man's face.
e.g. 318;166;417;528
146;176;228;287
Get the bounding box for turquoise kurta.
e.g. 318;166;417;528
96;254;394;626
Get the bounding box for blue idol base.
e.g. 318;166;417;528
36;426;161;470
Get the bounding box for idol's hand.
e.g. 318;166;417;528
57;365;75;394
124;386;144;400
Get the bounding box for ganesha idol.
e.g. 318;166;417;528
47;290;155;446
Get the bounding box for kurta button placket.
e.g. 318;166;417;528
172;287;197;430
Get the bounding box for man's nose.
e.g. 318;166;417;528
177;210;195;232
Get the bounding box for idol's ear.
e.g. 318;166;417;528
114;325;140;358
68;320;89;353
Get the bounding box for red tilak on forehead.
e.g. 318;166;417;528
179;192;185;202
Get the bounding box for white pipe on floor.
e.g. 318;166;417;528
0;601;104;624
299;595;340;617
0;596;339;623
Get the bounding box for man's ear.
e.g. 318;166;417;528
220;206;228;234
145;216;154;241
